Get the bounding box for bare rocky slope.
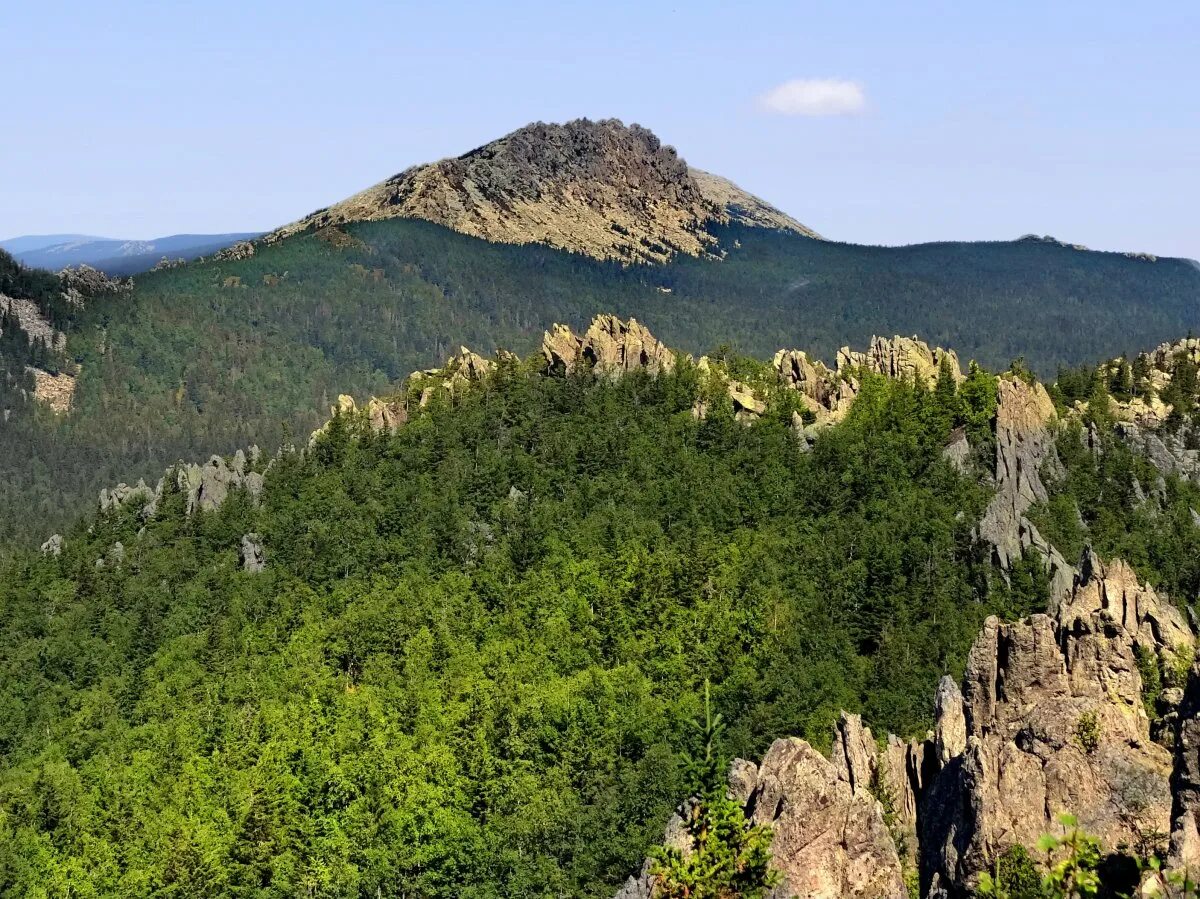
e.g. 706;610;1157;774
263;118;818;263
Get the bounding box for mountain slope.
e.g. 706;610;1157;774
1;214;1197;546
0;118;1197;545
266;118;818;263
2;232;262;275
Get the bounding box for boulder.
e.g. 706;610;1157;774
240;533;266;573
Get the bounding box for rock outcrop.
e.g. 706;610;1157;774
542;315;675;378
240;533;266;573
97;447;264;521
976;375;1077;603
838;336;963;388
58;264;132;307
747;737;908;898
921;553;1193;897
266;119;817;264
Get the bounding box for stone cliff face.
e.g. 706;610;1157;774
266;119;818;264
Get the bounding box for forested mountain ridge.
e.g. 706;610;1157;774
3;203;1198;548
5;314;1200;897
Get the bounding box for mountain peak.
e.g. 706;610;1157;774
269;118;817;263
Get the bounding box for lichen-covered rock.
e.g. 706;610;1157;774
942;428;971;473
40;533;63;556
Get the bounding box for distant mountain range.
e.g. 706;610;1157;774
0;231;261;275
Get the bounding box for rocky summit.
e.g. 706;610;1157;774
265;118;817;262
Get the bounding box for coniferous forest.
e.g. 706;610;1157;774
1;341;1197;896
1;219;1198;547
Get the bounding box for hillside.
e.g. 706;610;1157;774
3;317;1200;896
0;209;1198;547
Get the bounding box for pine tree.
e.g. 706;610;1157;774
650;682;780;899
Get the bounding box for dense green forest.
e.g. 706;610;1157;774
0;357;1037;897
1;221;1198;546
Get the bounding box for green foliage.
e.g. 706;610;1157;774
1135;644;1164;720
977;816;1102;899
0;364;1009;896
1039;815;1103;899
976;845;1045;899
1073;712;1101;755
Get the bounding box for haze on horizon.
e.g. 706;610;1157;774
3;0;1198;259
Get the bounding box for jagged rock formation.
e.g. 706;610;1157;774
266;119;817;264
97;447;264;522
409;346;495;406
746;737;908;898
542;315;676;378
838;336;963;387
921;552;1192;897
977;375;1076;603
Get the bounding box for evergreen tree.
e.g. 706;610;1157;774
651;683;780;899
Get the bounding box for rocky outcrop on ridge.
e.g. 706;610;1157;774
98;446;264;521
58;264;132;307
976;375;1077;603
838;335;963;388
265;118;817;264
542;314;676;378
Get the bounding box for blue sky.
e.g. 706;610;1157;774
4;0;1198;258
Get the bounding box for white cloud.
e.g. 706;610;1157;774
757;78;866;116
